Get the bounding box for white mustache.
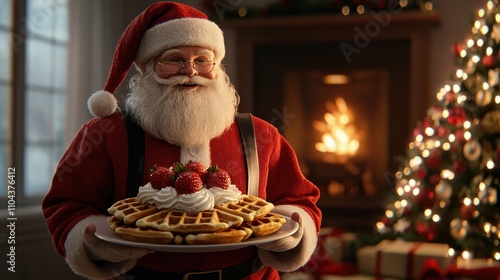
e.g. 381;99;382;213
154;74;216;87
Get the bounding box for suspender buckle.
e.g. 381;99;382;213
183;269;222;280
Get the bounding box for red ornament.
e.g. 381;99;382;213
453;159;467;176
460;204;475;220
416;187;436;209
454;129;465;142
415;220;429;238
482;55;496;68
429;174;441;186
447;107;466;126
426;224;438;241
437;126;448;137
415;168;427;180
453;43;463;56
413;127;422;137
445;91;456;102
422;116;432;128
426;149;442;171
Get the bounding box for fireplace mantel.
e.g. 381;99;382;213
220;10;440;29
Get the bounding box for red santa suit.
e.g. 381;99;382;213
42;111;322;279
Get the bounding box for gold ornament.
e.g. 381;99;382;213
450;218;468;240
463;140;482;161
481;111;500;134
476;90;492;106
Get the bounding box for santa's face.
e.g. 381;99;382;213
126;46;237;156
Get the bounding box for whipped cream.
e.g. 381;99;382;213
209;185;242;205
176;188;214;212
137;183;242;211
138;183;178;209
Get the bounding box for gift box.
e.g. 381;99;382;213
419;257;500;280
357;239;453;280
321;228;360;263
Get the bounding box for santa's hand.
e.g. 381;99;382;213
256;212;303;252
83;223;152;262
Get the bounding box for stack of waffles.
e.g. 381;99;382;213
107;195;286;245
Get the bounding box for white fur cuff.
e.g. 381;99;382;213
258;205;318;272
65;215;138;279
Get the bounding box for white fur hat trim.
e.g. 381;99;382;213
135;17;225;72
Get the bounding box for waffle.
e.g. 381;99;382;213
242;213;286;237
185;228;252;245
106;195;282;245
107;216;175;244
107;197;159;225
136;209;244;233
215;195;274;222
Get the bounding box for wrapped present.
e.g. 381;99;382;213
357;239;453;280
321;228;360;262
419;257;500;280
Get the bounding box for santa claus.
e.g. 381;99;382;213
42;2;321;279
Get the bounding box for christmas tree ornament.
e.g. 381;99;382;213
425;149;442;170
416;187;436;209
459;203;476;220
476;89;493;106
435;180;452;201
487;187;497;205
453;159;467;176
482;54;497;69
447;106;467;126
488;68;499;86
463;140;482;161
481;111;500;134
449;218;468;240
491;23;500;44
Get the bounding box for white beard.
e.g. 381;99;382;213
125;64;238;166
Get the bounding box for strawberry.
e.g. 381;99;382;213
184;160;208;182
206;165;231;189
149;165;174;190
174;171;203;194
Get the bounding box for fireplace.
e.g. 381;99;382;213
221;11;440;231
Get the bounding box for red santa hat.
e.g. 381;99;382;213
88;2;225;118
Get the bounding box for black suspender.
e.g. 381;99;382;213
123;112;145;198
123;112;259;197
235;113;259;196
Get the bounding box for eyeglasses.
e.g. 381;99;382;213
156;60;216;74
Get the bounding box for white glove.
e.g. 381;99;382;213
83;222;152;262
65;215;153;279
257;212;304;252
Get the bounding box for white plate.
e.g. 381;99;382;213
94;214;299;253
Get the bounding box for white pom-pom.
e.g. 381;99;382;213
87;90;118;118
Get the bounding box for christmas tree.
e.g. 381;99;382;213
376;0;500;261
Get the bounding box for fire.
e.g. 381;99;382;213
313;97;360;157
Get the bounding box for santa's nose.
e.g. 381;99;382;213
179;62;197;77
